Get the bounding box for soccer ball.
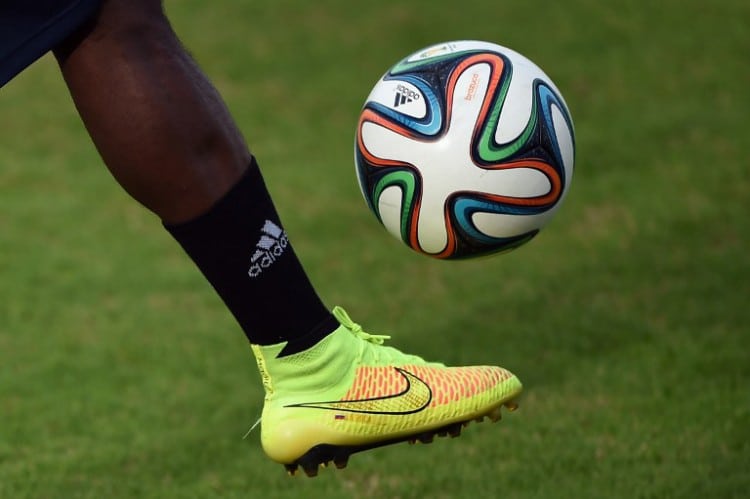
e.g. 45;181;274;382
354;40;575;259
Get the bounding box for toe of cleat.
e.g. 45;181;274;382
280;399;520;477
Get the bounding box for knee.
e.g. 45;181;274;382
56;0;174;60
99;1;171;41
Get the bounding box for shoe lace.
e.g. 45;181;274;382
333;306;431;366
333;306;391;345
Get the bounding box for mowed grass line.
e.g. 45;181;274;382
1;0;749;497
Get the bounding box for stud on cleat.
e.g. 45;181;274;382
488;407;502;422
504;400;519;412
285;464;298;476
417;433;435;444
333;455;349;469
301;463;320;478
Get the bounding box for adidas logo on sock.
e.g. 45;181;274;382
248;220;288;278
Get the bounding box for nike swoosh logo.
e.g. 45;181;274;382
286;367;433;415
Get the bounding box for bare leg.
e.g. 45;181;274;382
53;0;250;224
52;0;337;347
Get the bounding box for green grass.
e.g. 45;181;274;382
1;0;748;497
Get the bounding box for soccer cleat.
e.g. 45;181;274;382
250;306;522;476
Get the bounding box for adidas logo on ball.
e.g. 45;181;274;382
248;220;288;278
393;84;420;108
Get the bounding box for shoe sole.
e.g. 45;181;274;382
283;399;519;477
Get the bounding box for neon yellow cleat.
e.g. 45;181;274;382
250;306;522;476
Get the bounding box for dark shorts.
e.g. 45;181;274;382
0;0;102;88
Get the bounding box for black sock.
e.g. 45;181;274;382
164;156;339;351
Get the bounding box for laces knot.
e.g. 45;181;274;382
333;306;391;345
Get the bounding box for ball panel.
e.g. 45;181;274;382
377;184;408;244
551;103;576;188
365;74;443;137
367;79;427;119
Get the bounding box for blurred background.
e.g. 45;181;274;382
0;0;748;497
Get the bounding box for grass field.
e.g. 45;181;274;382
1;0;748;497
